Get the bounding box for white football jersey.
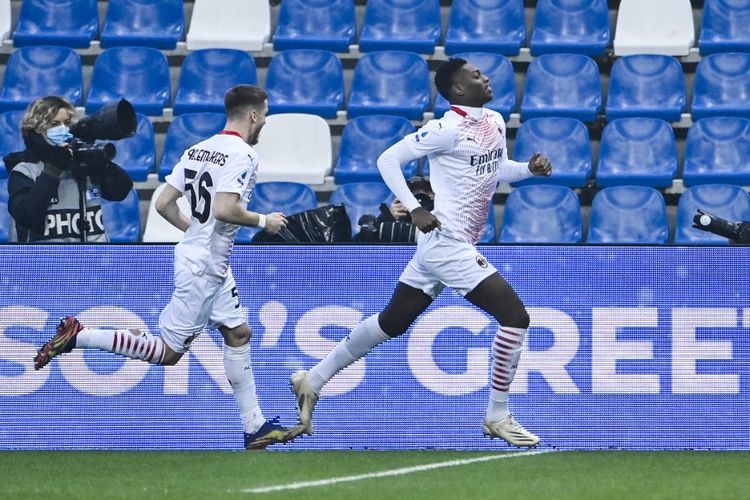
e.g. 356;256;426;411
404;105;531;244
165;131;258;278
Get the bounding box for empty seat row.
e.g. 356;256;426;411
3;109;750;192
8;46;750;123
84;182;750;245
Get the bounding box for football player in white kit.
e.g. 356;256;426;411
34;85;305;449
291;59;552;447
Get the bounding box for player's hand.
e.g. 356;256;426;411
390;200;409;219
263;212;288;234
410;207;442;233
528;152;552;177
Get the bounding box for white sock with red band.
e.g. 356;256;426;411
223;343;265;434
306;314;390;394
486;326;526;422
76;328;165;364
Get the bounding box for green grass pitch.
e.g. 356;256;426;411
1;450;748;499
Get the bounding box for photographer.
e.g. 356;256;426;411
4;96;133;242
357;176;435;243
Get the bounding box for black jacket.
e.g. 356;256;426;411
4;132;133;242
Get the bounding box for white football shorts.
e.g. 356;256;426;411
399;230;497;299
159;257;245;353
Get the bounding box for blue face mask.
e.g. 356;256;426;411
46;124;73;145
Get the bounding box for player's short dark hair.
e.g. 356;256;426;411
224;85;268;119
434;58;468;101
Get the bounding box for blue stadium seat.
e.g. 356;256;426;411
499;185;583;243
0;111;25;179
683;117;750;186
172;49;257;116
520;54;601;122
0;178;9;241
511;117;592;188
587;186;669;243
597;118;677;188
330;182;392;236
692;53;750;120
86;47;170;116
266;50;344;118
606;55;686;122
700;0;750;55
0;46;83;112
101;0;184;49
159;112;225;180
434;53;516;120
444;0;525;56
273;0;355;52
675;184;750;244
236;182;318;243
100;188;141;243
530;0;611;56
101;114;155;182
335;115;417;184
478;202;496;243
358;0;441;54
348;51;430;120
13;0;98;48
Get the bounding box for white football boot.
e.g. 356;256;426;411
483;414;540;447
290;370;319;435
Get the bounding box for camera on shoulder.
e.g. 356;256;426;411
67;99;137;174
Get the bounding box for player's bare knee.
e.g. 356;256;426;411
505;307;530;329
220;323;252;347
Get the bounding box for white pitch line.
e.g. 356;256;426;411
240;449;556;494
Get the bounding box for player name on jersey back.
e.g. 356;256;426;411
186;148;229;166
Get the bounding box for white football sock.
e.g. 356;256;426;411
486;326;526;422
306;314;390;393
224;343;266;434
76;328;165;364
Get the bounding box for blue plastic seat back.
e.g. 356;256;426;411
99;114;155;182
173;49;257;116
500;185;582;243
434;52;516;120
266;49;344;118
335;115;417;184
530;0;611;56
348;51;431;120
675;184;750;244
478;201;496;243
101;0;185;49
14;0;98;48
700;0;750;55
359;0;441;54
0;46;83;112
0;178;9;241
0;111;27;178
683;117;750;186
588;186;669;243
159;112;225;180
273;0;356;52
692;53;750;120
597;118;677;188
86;47;171;116
236;182;318;242
100;188;141;242
521;53;601;122
511;117;592;188
606;55;686;121
330;182;392;236
445;0;525;56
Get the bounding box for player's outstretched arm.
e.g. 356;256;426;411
155;183;190;232
214;191;288;234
